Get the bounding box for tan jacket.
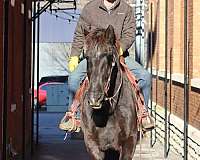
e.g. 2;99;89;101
71;0;135;57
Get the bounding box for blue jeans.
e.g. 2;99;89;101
67;56;151;110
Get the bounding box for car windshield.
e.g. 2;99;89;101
39;76;68;84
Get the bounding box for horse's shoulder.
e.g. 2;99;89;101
122;72;129;81
118;72;136;102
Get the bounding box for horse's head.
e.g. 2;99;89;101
84;25;118;109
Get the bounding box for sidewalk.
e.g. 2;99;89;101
133;133;181;160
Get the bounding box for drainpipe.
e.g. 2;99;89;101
183;0;189;159
149;2;153;148
22;0;27;159
36;1;40;145
31;0;37;155
164;0;168;158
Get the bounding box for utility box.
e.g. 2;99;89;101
46;83;69;106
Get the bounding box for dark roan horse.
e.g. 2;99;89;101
81;25;138;160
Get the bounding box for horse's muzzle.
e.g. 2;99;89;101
88;94;104;109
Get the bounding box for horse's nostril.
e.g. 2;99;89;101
89;97;95;103
88;98;95;106
88;99;100;106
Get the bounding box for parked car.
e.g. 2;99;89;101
34;76;68;107
34;84;47;106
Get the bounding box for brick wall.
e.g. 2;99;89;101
173;0;184;74
152;78;200;129
192;1;200;78
149;0;200;130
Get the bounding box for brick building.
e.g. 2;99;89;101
149;0;200;130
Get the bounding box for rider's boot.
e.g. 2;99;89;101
141;114;155;131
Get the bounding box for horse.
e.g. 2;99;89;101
80;25;138;160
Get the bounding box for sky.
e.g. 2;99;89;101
39;10;80;43
34;10;81;85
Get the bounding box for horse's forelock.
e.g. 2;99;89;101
85;28;116;57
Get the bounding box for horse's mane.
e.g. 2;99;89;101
85;28;107;47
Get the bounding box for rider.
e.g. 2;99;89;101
66;0;154;131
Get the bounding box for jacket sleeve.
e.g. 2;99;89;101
120;6;135;52
71;8;90;57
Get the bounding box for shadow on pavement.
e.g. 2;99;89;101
32;111;90;160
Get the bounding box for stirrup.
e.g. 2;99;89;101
59;112;81;132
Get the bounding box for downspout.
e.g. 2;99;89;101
36;1;40;145
31;0;37;155
164;0;168;158
22;0;27;159
183;0;189;159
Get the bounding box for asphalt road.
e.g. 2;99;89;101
32;109;90;160
32;107;181;160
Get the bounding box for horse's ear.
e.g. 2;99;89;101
105;25;115;45
84;29;89;37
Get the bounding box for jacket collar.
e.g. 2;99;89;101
99;0;121;11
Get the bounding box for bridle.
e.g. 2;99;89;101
86;45;123;109
104;52;123;105
95;46;123;107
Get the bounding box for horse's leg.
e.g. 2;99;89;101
84;133;104;160
120;134;137;160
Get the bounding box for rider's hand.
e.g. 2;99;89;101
68;56;79;72
119;56;125;64
119;46;123;56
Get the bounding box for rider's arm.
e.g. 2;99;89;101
120;6;135;52
71;8;91;57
